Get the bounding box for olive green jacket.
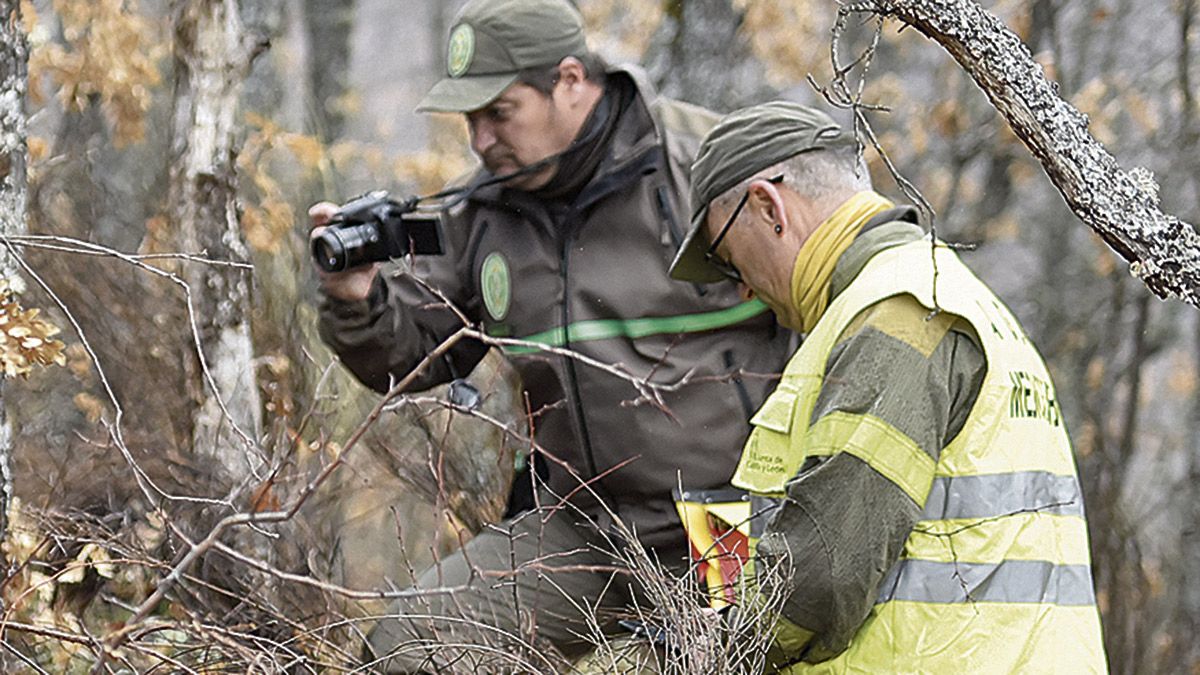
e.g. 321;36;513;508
318;65;792;546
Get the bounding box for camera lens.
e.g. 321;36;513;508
312;229;349;272
311;224;383;272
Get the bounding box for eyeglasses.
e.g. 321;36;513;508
703;174;784;284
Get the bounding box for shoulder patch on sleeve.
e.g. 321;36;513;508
840;294;957;359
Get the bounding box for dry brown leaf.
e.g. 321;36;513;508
0;280;67;378
65;343;91;380
1086;357;1105;393
1167;353;1198;398
282;133;326;172
28;136;49;163
30;0;164;146
73;392;105;423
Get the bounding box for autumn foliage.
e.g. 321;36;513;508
0;1;1196;673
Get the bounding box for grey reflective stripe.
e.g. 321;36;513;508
877;559;1096;606
675;488;750;504
921;471;1085;521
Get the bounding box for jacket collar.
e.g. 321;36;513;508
828;206;923;301
464;64;666;212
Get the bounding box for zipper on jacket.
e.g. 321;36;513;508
656;185;684;247
532;147;669;490
560;211;602;482
555;148;664;488
656;183;707;298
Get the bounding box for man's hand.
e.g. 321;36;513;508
309;201;380;302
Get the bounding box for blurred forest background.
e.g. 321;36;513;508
0;0;1196;672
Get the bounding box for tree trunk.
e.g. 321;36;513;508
1189;311;1200;673
0;0;27;571
851;0;1200;309
169;0;262;484
1174;4;1200;670
645;0;772;111
302;0;354;142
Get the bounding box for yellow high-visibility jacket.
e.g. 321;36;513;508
734;238;1106;673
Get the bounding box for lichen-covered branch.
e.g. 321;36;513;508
848;0;1200;308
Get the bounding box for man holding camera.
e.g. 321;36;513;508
310;0;790;669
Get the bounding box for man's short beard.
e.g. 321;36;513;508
483;147;521;175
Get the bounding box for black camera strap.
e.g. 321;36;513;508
411;86;618;212
419;152;563;209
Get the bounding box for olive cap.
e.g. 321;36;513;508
669;101;857;283
417;0;588;113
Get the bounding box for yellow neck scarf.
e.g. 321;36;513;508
790;191;894;333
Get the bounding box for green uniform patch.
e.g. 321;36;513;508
481;252;511;321
447;24;475;78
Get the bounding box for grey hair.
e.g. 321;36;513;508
711;144;871;215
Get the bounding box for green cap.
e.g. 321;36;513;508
417;0;588;113
669;101;857;283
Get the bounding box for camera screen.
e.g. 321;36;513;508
403;212;444;256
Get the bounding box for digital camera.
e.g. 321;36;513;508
311;191;444;273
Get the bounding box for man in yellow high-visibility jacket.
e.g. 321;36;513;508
668;101;1107;673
